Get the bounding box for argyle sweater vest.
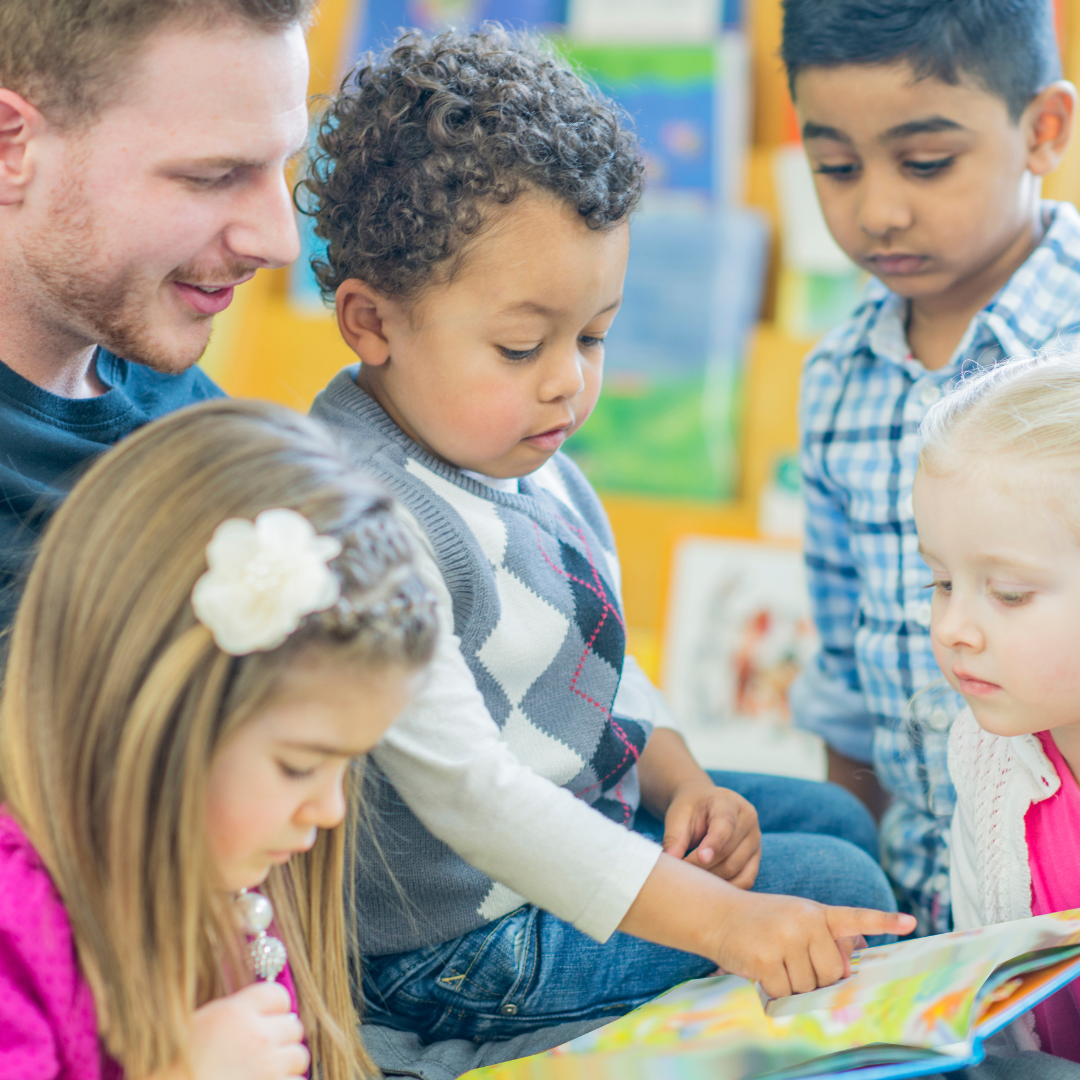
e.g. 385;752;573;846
311;370;651;954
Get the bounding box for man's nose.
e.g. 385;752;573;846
223;170;302;270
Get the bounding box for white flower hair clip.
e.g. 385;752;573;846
192;508;342;656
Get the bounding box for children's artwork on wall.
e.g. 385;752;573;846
566;44;716;196
662;536;817;731
352;0;567;54
566;0;720;43
564;207;768;500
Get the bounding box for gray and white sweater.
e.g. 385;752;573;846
311;369;668;956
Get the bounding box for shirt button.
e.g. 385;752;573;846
500;1003;519;1015
919;383;942;405
913;601;933;627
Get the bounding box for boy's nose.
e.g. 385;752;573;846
858;176;914;241
539;346;586;402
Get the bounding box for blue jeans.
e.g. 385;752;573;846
362;771;894;1043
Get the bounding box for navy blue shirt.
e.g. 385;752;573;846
0;348;223;629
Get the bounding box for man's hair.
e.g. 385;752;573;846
0;0;315;126
300;25;644;305
781;0;1061;121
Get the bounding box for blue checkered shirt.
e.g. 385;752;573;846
790;200;1080;933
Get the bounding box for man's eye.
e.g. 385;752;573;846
905;157;954;177
814;162;859;179
498;344;541;361
183;173;236;189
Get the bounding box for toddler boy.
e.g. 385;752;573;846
303;27;910;1044
782;0;1079;931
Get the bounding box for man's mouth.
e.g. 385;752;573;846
170;271;257;317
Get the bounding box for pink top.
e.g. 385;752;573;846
1025;730;1080;1062
0;810;298;1079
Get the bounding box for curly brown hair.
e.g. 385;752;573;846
299;25;644;305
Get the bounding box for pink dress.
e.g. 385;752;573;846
0;810;298;1079
1025;730;1080;1062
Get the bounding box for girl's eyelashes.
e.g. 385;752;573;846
277;761;316;780
498;344;542;362
991;589;1033;606
926;579;952;594
579;334;605;349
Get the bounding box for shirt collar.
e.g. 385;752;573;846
852;200;1080;375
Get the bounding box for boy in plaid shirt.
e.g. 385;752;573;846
781;0;1080;931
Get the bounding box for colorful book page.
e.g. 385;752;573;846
460;911;1080;1080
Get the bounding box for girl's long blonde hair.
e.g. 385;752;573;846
0;399;436;1080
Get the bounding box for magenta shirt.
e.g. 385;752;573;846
1026;730;1080;1062
0;810;298;1079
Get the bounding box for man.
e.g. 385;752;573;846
0;0;312;626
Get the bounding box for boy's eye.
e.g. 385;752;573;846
904;157;954;177
813;162;860;179
578;335;605;349
498;344;541;362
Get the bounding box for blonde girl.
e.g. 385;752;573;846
0;399;436;1079
913;353;1080;1065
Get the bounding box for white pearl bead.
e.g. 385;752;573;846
234;890;274;935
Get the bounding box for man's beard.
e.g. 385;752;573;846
22;171;251;375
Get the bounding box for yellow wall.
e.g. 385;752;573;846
201;0;1080;681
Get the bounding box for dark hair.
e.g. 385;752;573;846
781;0;1061;120
299;25;644;305
0;0;315;126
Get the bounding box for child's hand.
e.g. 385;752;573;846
713;892;916;999
188;982;309;1080
662;779;761;889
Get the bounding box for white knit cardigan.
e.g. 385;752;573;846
948;706;1063;1049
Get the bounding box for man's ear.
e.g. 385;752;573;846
1025;80;1077;176
336;279;394;365
0;90;44;207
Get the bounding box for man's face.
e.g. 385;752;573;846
794;62;1039;305
17;22;309;372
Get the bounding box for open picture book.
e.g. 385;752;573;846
462;909;1080;1080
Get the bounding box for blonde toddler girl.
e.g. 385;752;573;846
913;354;1080;1066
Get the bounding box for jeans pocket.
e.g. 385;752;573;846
431;907;534;1012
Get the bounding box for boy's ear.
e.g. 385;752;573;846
335;279;392;366
1024;80;1077;177
0;90;44;207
